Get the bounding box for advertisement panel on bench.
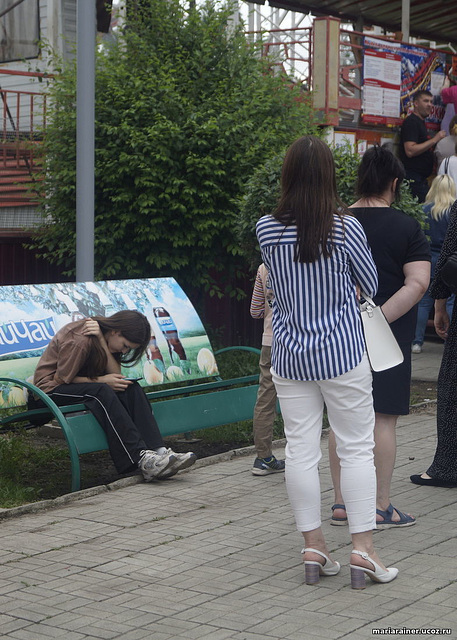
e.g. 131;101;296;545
0;278;218;407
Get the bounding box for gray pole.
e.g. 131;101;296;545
76;0;96;282
401;0;410;41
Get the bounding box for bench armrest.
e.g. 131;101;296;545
0;376;76;443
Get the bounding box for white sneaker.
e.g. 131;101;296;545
411;344;422;354
138;449;176;482
157;449;197;479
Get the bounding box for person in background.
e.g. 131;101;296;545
411;197;457;487
257;135;398;590
250;263;285;476
399;89;447;202
435;115;457;167
329;145;430;529
440;75;457;117
437;140;457;188
30;311;197;482
412;175;456;353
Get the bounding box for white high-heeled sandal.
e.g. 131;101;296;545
350;550;398;589
302;547;341;585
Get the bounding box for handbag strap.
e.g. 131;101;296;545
444;157;450;175
360;291;376;307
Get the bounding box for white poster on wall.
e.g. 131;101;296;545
362;48;402;125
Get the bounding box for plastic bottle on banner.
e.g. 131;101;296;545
142;290;168;382
119;293;167;383
144;334;166;384
153;307;191;375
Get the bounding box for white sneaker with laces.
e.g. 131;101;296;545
157;449;197;479
411;344;422;354
138;449;176;482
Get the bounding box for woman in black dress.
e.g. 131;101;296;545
411;198;457;487
329;145;431;525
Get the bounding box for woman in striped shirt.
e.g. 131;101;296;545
256;135;398;589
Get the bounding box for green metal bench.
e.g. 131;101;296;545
0;271;267;497
0;345;262;492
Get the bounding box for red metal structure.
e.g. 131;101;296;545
0;69;47;208
248;16;452;142
0;70;57;285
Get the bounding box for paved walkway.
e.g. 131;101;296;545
1;341;456;639
410;336;443;382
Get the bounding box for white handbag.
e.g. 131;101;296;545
359;294;404;372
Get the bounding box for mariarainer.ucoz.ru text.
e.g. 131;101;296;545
372;629;452;636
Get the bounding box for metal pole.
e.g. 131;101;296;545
401;0;410;42
76;0;95;282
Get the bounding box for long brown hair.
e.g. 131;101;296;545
85;310;151;378
274;135;344;263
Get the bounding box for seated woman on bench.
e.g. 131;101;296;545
29;310;196;481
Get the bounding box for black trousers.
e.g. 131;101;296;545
29;382;164;474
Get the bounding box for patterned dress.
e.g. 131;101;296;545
428;199;457;482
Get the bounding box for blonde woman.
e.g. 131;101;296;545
412;175;457;352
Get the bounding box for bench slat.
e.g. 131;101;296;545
153;385;260;437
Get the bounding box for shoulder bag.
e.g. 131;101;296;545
359;294;404;372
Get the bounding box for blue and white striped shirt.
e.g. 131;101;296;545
256;214;378;381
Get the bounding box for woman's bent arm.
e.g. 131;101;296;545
381;261;430;323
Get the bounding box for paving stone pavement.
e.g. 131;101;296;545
0;342;455;640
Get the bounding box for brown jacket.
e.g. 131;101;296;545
33;320;92;394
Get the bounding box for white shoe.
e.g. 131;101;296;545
350;550;398;589
157;449;197;479
138;449;176;482
411;344;422;354
302;547;341;585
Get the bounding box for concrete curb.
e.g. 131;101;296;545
1;399;434;521
0;439;288;521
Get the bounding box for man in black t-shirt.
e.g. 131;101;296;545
399;90;447;202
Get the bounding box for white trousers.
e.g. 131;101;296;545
272;354;376;534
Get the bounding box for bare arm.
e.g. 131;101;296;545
404;130;446;158
441;76;451;92
434;298;450;340
381;261;430;323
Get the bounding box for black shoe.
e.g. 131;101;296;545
410;474;457;488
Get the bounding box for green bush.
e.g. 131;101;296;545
30;0;317;297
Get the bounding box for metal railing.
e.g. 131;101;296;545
0;69;48;143
246;26;312;89
339;28;363;123
1;88;46;142
0;71;48;205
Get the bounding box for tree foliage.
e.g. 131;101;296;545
30;0;317;295
236;140;426;271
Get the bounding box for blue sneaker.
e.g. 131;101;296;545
252;455;285;476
